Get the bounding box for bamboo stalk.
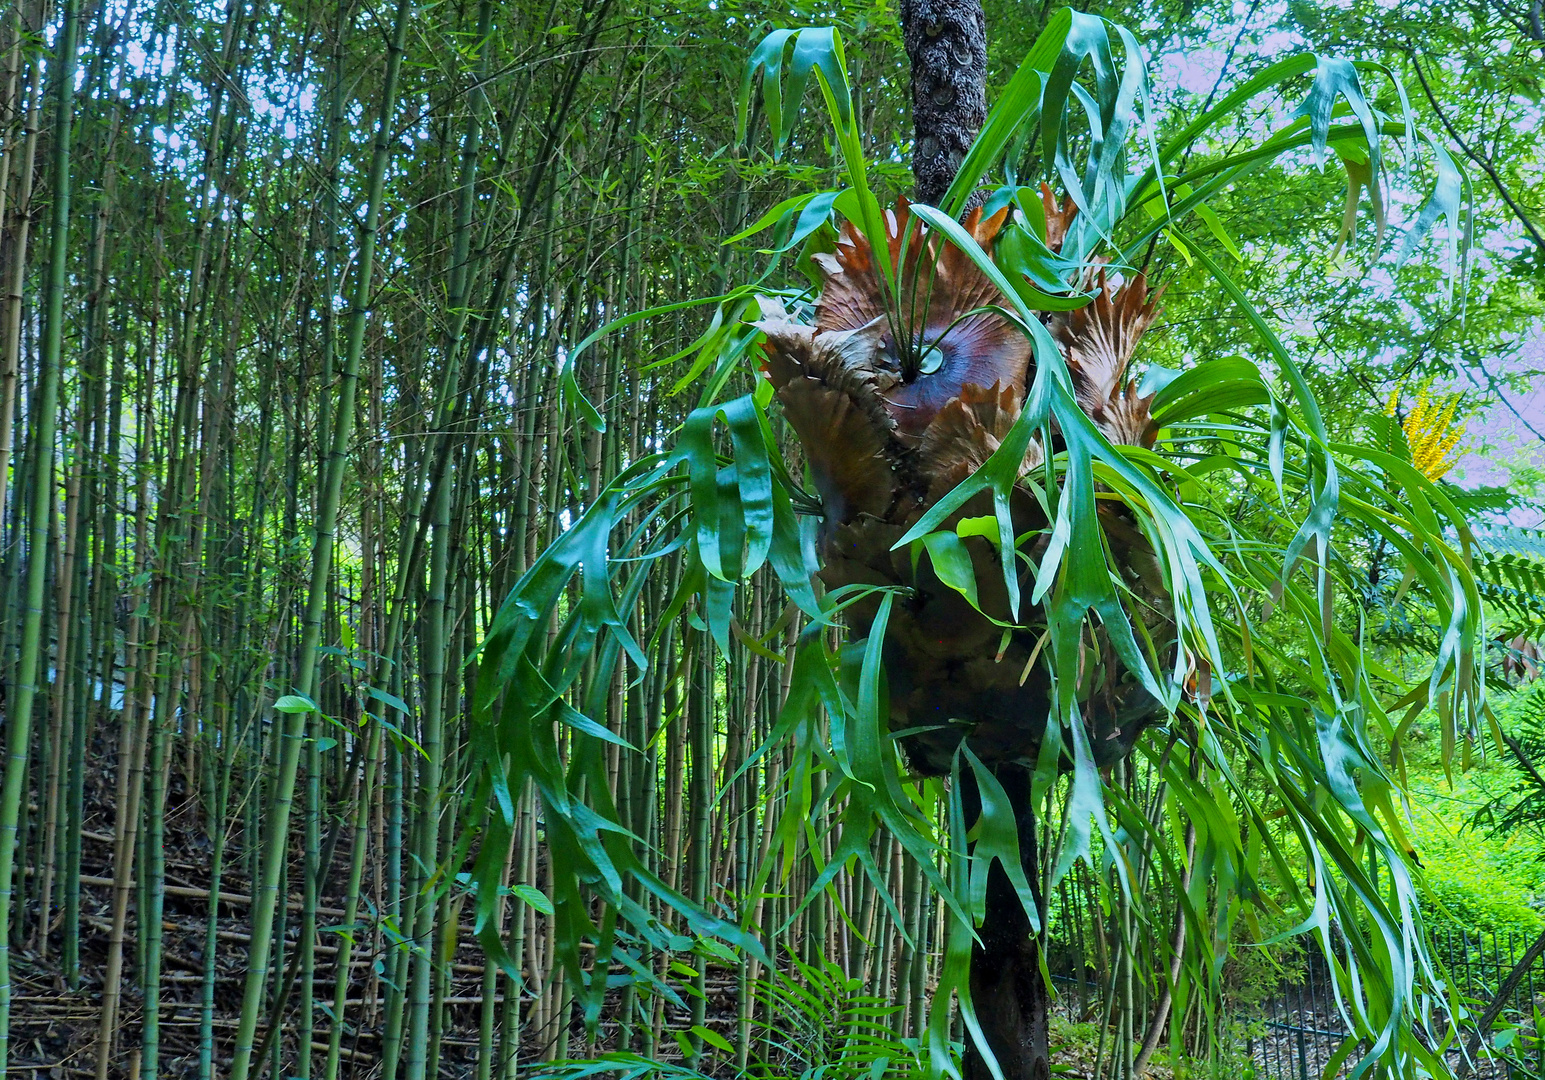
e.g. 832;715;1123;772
227;2;413;1076
0;0;79;1064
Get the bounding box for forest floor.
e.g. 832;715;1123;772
10;720;752;1079
14;703;1544;1078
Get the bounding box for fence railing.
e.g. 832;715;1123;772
1048;927;1545;1080
1251;929;1545;1080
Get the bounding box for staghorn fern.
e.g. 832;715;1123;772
465;12;1486;1080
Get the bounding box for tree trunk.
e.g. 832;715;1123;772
898;8;1052;1076
963;765;1052;1080
900;0;988;208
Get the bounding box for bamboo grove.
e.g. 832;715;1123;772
0;0;1540;1077
0;0;960;1072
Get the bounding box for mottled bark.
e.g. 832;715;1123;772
900;8;1052;1064
900;0;988;208
962;765;1052;1080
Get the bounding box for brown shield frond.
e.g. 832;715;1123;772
777;380;896;526
917;381;1044;503
810;201;1034;438
1051;269;1165;448
1040;182;1079;255
756;298;899;527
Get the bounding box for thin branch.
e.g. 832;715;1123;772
1457;925;1545;1076
1502;729;1545;793
1455;346;1545;448
1406;47;1545;253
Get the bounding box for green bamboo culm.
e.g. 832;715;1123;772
322;722;381;1080
226;0;413;1073
401;0;491;1066
0;0;78;1067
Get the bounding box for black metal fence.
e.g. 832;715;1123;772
1046;926;1545;1080
1247;929;1545;1080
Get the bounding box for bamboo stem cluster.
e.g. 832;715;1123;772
0;0;1224;1076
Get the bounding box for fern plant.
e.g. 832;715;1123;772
1476;527;1545;646
1471;680;1545;847
750;954;923;1080
528;952;923;1080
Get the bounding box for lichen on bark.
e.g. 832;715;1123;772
900;0;989;209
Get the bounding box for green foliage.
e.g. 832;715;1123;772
1412;814;1544;941
1382;686;1545;942
469;10;1493;1079
11;0;1542;1071
1475;528;1545;641
751;954;923;1079
529;953;923;1079
1469;683;1545;872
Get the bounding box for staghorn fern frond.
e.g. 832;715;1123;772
467;11;1484;1080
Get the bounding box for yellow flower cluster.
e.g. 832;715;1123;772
1385;380;1467;481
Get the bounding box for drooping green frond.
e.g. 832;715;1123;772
469;12;1485;1080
